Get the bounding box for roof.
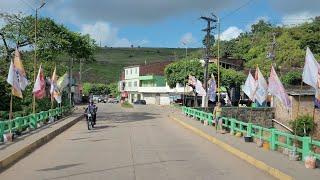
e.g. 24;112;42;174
286;87;315;96
209;57;244;67
139;61;173;76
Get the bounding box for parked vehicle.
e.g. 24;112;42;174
98;96;107;103
133;100;146;105
107;98;119;104
92;95;99;102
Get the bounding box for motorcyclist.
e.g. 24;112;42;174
85;100;98;125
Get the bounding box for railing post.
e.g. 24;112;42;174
270;128;278;151
302;136;311;160
247;123;252;137
0;122;4;142
230;118;236;134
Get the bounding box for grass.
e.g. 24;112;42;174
121;101;133;108
62;47;201;83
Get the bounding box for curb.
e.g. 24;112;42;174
0;115;83;172
169;116;293;180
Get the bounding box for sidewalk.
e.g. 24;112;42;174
165;106;320;180
0;107;84;172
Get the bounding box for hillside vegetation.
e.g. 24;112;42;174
73;47;201;83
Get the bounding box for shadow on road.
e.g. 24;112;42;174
37;163;83;171
43;159;186;180
97;112;159;123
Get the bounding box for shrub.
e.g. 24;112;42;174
281;70;302;86
289;115;315;136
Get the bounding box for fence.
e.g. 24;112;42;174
0;106;71;142
182;106;320;161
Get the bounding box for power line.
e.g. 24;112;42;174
221;0;256;20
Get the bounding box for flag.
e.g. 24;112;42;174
268;66;291;109
50;66;62;103
33;64;46;99
302;47;320;108
13;48;28;90
208;75;216;102
253;66;268;105
188;75;196;86
195;79;206;97
242;72;255;100
57;73;69;90
7;61;23;98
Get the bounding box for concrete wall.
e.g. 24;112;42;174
160;94;170;105
274;95;320;139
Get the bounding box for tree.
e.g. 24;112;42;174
202;34;215;48
107;83;120;97
0;13;96;62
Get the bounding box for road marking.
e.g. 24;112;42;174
169;116;293;180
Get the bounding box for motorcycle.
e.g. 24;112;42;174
86;113;94;130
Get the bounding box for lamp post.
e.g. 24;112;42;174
32;1;46;114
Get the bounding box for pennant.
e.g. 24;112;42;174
195;79;206;97
242;72;255;101
50;66;62;103
13;48;29;90
33;64;46;99
268;66;291;109
57;73;69;90
252;66;268;105
302;47;320;108
7;61;23;98
208;75;216;102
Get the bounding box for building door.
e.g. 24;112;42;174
137;94;141;100
155;93;160;105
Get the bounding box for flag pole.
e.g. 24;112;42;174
9;93;13;120
296;81;303;118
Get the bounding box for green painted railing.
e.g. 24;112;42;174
182;106;320;161
0;106;71;142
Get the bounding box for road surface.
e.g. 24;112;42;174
1;104;273;180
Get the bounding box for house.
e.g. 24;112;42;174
200;57;244;70
119;61;188;105
273;87;320;138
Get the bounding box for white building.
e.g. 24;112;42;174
119;62;189;105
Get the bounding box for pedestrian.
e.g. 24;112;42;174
213;102;223;132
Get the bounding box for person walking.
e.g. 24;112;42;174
213;102;223;132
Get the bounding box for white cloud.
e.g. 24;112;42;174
281;12;318;26
219;26;243;41
180;32;196;46
80;22;131;47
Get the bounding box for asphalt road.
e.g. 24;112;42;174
1;104;273;180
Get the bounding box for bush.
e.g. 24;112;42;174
281;70;302;86
289;115;315;136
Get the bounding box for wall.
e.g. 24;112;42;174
274;95;320;139
143;93;156;104
160;94;170;105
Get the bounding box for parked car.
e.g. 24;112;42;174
133;100;146;105
107;98;119;104
92;95;99;102
98;96;107;103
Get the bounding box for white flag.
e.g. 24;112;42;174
302;47;319;89
195;79;206;97
268;66;291;109
242;72;255;100
253;66;268;105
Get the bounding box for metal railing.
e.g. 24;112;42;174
182;106;320;161
0;106;71;142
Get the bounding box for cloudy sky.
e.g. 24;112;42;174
1;0;320;47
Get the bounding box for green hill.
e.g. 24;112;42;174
73;47;201;83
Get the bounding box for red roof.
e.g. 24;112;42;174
139;61;172;76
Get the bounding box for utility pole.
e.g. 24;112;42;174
200;14;217;107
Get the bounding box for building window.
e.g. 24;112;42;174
130;69;132;74
125;70;128;75
135;68;137;74
134;81;137;87
128;82;132;87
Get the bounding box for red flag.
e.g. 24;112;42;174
33;64;46;99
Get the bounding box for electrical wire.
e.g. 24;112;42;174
221;0;256;20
